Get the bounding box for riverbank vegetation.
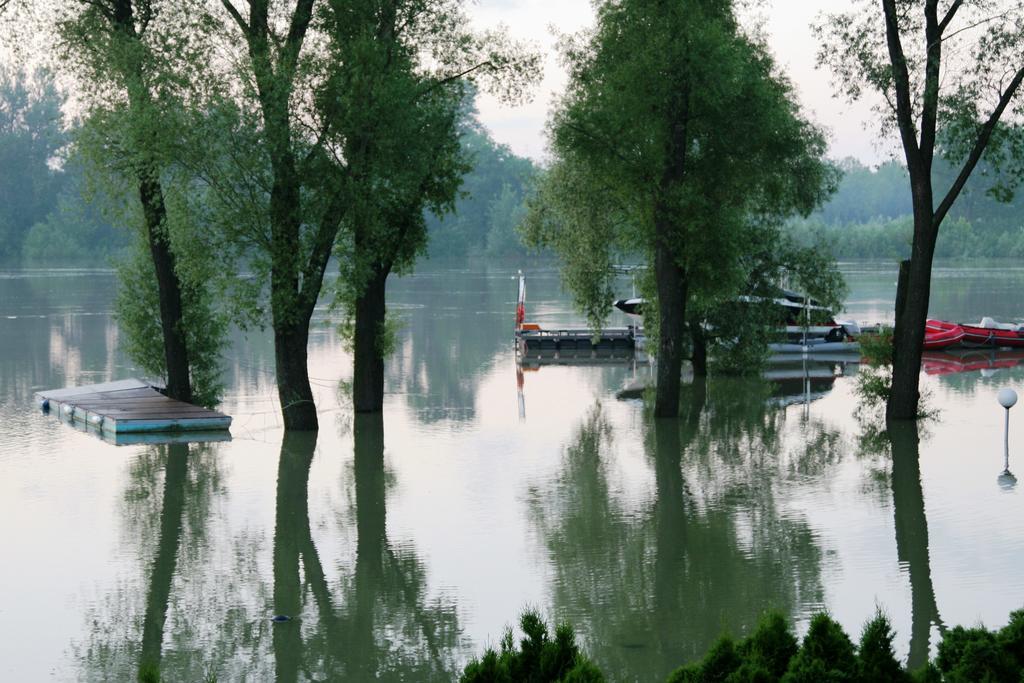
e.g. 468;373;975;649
463;607;1024;682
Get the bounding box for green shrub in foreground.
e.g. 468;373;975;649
476;608;1024;682
460;609;604;682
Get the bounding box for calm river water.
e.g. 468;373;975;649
2;260;1024;681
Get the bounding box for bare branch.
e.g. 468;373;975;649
419;61;494;97
921;0;941;168
935;66;1024;226
882;0;923;168
220;0;249;35
936;8;1016;47
281;0;315;73
937;0;964;34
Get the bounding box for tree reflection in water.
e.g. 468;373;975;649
74;442;227;682
528;379;827;681
885;420;945;671
270;416;465;681
139;443;189;676
77;417;464;681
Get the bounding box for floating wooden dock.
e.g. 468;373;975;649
36;378;232;439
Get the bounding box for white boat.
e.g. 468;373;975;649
613;290;861;353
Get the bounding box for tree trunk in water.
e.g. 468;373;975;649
652;415;685;646
690;319;707;377
139;175;192;404
273;431;317;682
888;420;942;670
139;443;188;675
887;215;937;421
353;411;386;677
654;237;687;418
353;269;388;413
275;319;318;431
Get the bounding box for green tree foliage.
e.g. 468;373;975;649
491;607;1024;682
460;610;604;683
21;153;130;263
189;0;536;423
0;67;130;264
781;613;858;682
527;0;834;416
819;159;912;225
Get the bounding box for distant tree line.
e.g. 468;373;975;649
426;99;539;259
0;69;535;267
787;157;1024;260
10;68;1024;272
0;69;128;263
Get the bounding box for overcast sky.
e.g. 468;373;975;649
468;0;891;165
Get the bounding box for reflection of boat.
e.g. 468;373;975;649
611;357;858;406
922;349;1024;375
518;347;644;368
923;318;1024;349
763;358;858;409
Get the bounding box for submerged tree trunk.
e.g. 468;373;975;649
138;175;192;403
654;234;687;418
274;316;317;431
353;268;388;413
887;206;937;421
262;89;324;431
690;319;707;378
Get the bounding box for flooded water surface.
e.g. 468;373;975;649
3;261;1024;681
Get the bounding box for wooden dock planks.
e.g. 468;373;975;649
36;378;232;438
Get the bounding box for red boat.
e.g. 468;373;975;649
924;319;965;350
959;317;1024;348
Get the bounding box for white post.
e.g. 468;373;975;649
998;388;1018;474
1006;408;1011;473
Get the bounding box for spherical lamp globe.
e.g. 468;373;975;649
999;388;1019;410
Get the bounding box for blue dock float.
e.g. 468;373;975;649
35;378;232;440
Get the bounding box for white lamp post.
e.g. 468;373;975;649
998;388;1018;477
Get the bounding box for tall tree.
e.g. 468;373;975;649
209;0;343;430
52;0;212;403
818;0;1024;420
321;0;538;413
527;0;832;417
